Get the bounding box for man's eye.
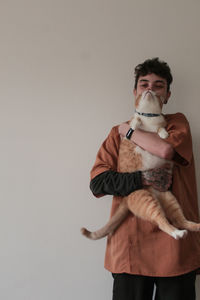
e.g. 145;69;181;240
155;85;164;89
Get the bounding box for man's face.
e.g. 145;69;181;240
134;73;171;104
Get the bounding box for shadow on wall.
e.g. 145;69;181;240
192;133;200;198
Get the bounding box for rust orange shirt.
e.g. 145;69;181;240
90;113;200;276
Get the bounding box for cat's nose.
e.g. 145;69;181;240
145;90;154;96
147;90;156;96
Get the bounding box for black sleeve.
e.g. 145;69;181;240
90;170;143;197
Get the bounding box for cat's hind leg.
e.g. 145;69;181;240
157;190;200;232
126;189;186;239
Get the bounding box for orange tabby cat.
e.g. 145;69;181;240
81;90;200;240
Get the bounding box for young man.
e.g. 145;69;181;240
90;58;200;300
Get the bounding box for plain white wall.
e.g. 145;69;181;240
0;0;199;299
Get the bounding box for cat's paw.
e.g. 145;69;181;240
171;229;188;240
129;121;137;130
130;116;140;130
158;128;169;139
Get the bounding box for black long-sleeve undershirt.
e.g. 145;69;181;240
90;170;143;197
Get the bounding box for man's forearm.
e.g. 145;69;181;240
133;129;174;159
90;168;172;197
119;123;174;160
90;170;143;197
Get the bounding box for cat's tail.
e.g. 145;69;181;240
81;202;129;240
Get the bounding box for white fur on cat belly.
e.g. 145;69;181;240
171;229;188;240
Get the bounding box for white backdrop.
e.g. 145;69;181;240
0;0;199;299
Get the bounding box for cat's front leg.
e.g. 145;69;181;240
130;116;141;130
158;127;169;139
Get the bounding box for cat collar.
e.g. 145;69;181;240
135;110;161;117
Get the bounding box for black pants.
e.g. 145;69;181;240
112;271;196;300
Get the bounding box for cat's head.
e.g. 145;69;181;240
135;90;165;114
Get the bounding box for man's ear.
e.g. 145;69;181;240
133;89;137;97
164;91;171;104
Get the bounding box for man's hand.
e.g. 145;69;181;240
141;167;172;192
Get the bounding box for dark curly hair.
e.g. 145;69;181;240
134;58;173;91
